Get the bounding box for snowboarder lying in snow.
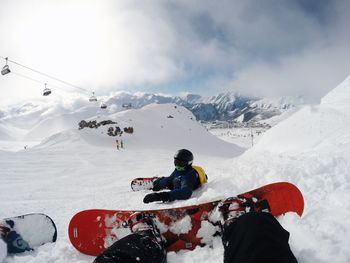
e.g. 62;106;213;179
94;197;298;263
143;149;208;204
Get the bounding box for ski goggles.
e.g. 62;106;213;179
174;158;187;168
175;165;186;171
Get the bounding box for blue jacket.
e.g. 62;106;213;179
157;166;200;201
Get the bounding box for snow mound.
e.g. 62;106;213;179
254;76;350;154
225;75;350;262
253;105;350;154
321;75;350;115
36;103;243;157
109;103;243;156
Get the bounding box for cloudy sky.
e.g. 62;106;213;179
0;0;349;106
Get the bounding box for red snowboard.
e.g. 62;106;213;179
68;182;304;256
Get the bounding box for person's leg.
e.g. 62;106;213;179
222;212;297;263
94;212;166;263
94;230;166;263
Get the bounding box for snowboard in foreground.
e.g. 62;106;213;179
69;182;304;256
0;213;57;254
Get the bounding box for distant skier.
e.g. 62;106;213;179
143;149;208;203
120;139;124;149
116;139;120;150
94;198;297;263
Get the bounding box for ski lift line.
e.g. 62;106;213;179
11;71;69;92
6;67;99;101
0;56;90;94
1;56;101;103
11;71;46;85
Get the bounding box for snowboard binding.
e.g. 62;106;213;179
218;197;249;225
0;224;10;239
123;212;164;245
217;196;271;227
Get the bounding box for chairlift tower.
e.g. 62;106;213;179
89;92;98;102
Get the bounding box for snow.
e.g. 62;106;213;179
1;75;350;262
169;215;192;235
251;96;304;110
0;239;6;263
196;220;219;245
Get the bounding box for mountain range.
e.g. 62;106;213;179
0;91;304;140
105;91;304;122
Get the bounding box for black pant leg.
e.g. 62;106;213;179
222;212;298;263
94;230;166;263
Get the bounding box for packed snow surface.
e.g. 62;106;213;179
0;239;6;263
1;75;350;262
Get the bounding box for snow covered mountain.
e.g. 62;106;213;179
0;91;303;141
104;91;303;122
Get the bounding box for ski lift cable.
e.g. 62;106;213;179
11;71;47;85
11;71;71;92
0;56;90;94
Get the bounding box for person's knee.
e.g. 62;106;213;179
235;212;277;228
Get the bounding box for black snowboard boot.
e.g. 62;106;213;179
124;212;165;245
94;212;166;263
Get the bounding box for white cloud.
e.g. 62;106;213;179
0;0;349;106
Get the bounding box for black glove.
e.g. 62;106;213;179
152;178;162;191
143;192;170;203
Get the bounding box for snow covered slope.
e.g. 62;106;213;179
24;106;110;140
1;77;350;262
321;75;350;115
107;103;243;156
253;104;350;154
227;75;350;262
0;122;13;140
36;103;243;157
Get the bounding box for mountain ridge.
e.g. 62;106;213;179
0;91;304;140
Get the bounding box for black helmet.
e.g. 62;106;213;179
174;149;193;168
